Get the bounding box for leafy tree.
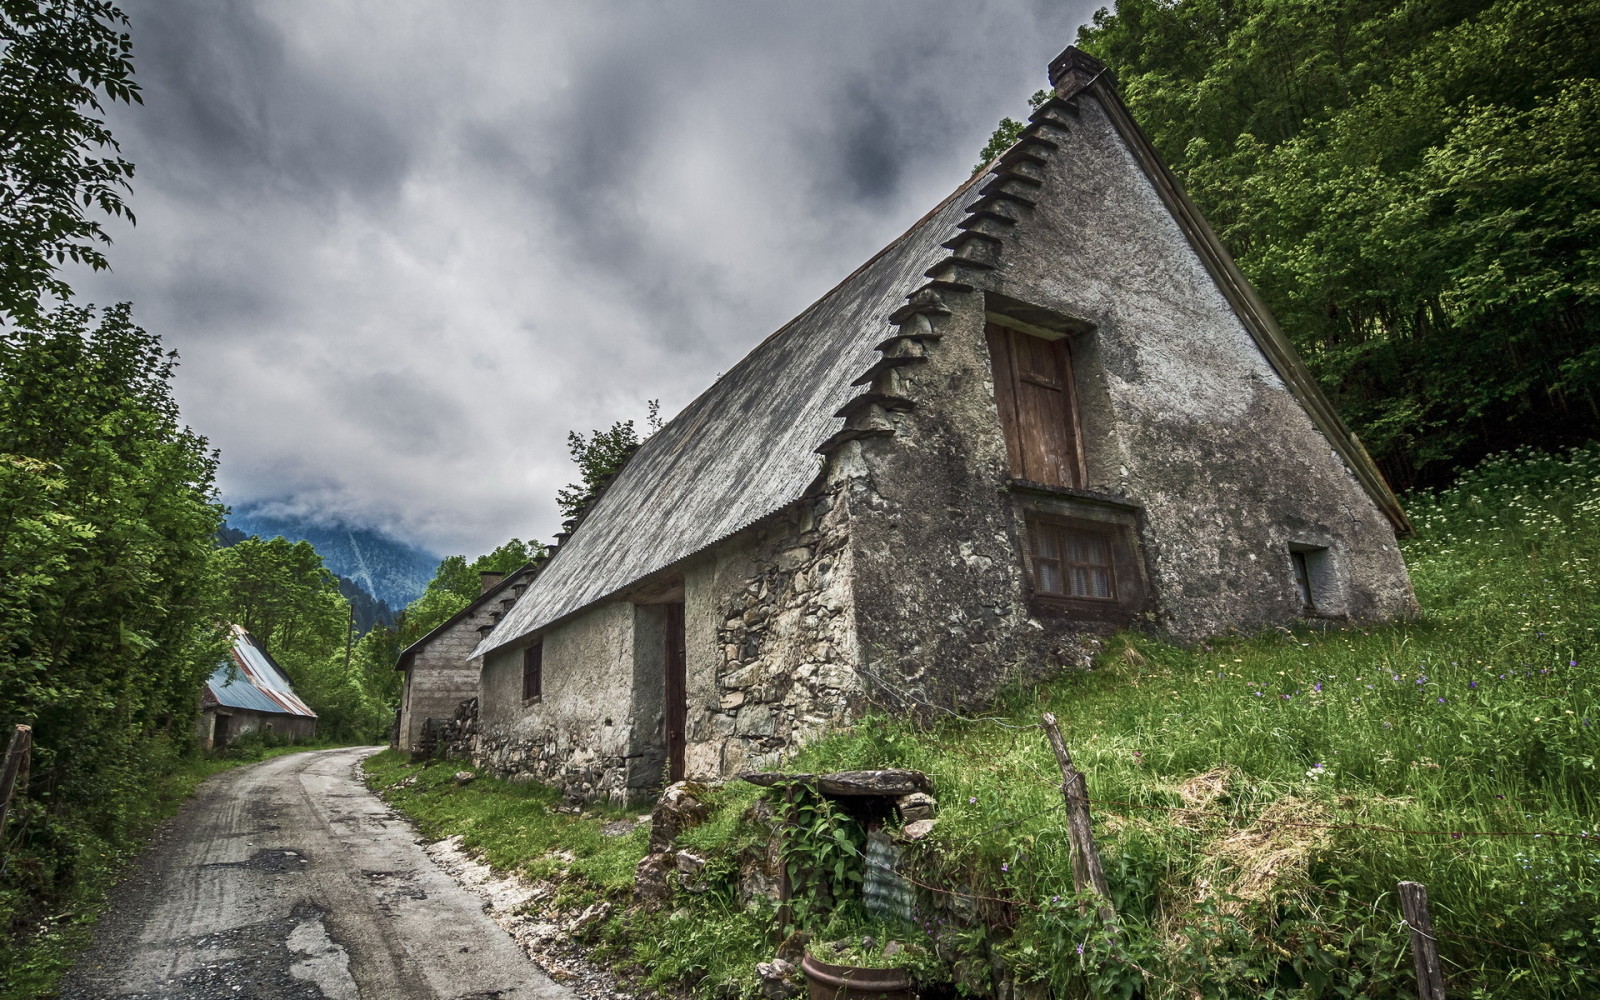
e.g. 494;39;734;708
398;537;544;644
0;0;141;325
1072;0;1600;487
974;90;1050;172
0;303;223;974
555;399;659;522
213;535;348;670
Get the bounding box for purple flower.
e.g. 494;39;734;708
1001;863;1009;872
1313;683;1323;693
1438;697;1446;703
1076;943;1085;956
968;796;977;804
1470;681;1478;689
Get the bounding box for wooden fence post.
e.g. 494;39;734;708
1040;713;1116;925
1398;880;1447;1000
0;724;33;850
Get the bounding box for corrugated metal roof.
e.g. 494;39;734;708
203;625;318;718
475;174;982;658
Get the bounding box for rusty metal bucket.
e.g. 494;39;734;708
801;952;914;1000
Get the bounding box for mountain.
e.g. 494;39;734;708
223;507;440;613
335;575;396;632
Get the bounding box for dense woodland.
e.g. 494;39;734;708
0;0;1596;991
1072;0;1600;489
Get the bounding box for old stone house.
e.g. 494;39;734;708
394;564;539;753
463;47;1416;804
197;625;318;748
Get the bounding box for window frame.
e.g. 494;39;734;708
1018;503;1148;619
521;642;543;705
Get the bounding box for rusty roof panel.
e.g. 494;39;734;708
203;625;318;718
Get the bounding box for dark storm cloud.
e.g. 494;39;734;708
125;1;414;208
70;0;1099;557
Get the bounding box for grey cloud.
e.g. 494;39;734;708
70;0;1101;557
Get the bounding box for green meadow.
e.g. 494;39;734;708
369;445;1600;999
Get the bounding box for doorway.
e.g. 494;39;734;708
663;602;686;782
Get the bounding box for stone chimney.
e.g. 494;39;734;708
1047;46;1113;99
479;571;505;595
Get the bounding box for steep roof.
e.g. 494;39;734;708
202;625;317;718
476;46;1406;658
474;175;985;658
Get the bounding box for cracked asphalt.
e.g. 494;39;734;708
60;747;570;1000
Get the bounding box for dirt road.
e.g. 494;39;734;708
61;747;570;1000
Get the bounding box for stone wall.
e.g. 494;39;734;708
683;475;862;779
397;571;531;752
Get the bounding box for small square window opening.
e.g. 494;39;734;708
1029;520;1117;601
1291;550;1314;610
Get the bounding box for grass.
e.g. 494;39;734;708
361;752;649;894
0;737;358;999
368;444;1600;999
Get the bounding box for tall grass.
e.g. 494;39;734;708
370;445;1600;998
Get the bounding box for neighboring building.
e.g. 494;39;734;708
394;565;539;753
197;625;318;748
462;47;1417;804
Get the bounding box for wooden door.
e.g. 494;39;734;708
987;323;1084;488
663;602;687;782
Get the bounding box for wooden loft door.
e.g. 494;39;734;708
663;602;687;782
987;323;1085;488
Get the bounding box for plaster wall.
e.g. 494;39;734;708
990;94;1415;636
474;601;639;802
848;92;1414;710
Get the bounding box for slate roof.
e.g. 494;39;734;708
475;46;1407;659
202;625;318;718
474;173;986;658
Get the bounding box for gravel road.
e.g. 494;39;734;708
60;746;571;1000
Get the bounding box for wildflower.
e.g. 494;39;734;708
1313;683;1323;693
968;796;977;804
1076;942;1085;956
1001;863;1009;872
1469;681;1478;689
1438;697;1446;704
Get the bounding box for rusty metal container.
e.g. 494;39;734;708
801;952;914;1000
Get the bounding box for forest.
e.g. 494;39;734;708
1;0;1596;992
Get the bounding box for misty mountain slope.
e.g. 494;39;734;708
224;507;439;612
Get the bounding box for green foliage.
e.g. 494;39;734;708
0;303;224;993
0;0;141;326
210;532;393;741
400;537;543;642
214;536;346;665
555;400;659;522
974;90;1050;172
1074;0;1600;487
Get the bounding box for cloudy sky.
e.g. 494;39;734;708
74;0;1102;558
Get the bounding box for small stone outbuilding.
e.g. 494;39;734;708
197;625;318;748
395;564;539;754
462;47;1417;803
